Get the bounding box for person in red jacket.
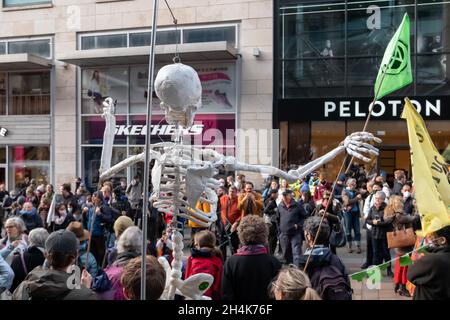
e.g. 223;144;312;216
184;230;223;300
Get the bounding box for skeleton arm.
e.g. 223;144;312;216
221;131;381;183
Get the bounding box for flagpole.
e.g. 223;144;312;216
344;68;389;173
141;0;159;300
303;65;390;273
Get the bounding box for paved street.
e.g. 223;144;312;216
183;218;412;300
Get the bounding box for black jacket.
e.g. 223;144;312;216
407;246;450;300
392;181;403;196
13;267;96;300
10;246;45;293
221;254;281;300
263;198;278;225
277;199;309;235
365;203;392;239
404;197;414;215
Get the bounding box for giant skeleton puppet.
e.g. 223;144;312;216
98;63;382;300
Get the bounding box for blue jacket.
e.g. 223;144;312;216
87;205;112;237
0;254;14;294
19;207;43;233
78;242;99;278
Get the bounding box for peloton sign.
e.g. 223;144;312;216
324;99;441;118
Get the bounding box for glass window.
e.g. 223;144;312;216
281;58;345;98
81;68;128;114
347;1;415;57
9;146;50;190
183;26;236;47
8;39;51;58
287;122;310;167
0;73;5;115
130;66;163;114
129;30;181;47
81;115;127;145
8;72;50;115
82;146;127;192
311;121;346;179
280;1;345;59
3;0;51;7
81;34;127;50
0;42;6;55
416;54;450;96
417;2;449;54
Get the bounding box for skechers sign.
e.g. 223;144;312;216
115;124;204;136
276;97;450;121
0;127;7;137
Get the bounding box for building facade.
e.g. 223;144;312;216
274;0;450;183
0;0;275;192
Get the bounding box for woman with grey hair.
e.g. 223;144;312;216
9;228;49;292
96;226;143;300
365;191;394;277
0;217;28;264
341;177;363;253
221;215;282;300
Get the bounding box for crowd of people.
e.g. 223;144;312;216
0;164;449;301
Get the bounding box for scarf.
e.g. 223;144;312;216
54;211;67;225
235;244;268;256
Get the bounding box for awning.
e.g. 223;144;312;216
0;53;53;71
58;41;237;67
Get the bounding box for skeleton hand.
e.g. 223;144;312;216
343;132;382;162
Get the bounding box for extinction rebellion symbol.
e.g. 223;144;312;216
384;40;408;75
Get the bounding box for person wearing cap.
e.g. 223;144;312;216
277;189;309;266
263;188;279;255
12;229;96;300
67;221;98;278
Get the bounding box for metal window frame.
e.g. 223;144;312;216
2;0;52;8
3;36;53;59
77;23;239;50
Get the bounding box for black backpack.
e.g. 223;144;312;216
309;264;353;300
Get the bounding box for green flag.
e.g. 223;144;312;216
374;13;412;100
399;254;412;267
351;271;367;282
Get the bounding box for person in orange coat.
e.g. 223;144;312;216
237;182;263;220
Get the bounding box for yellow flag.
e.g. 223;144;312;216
401;98;450;236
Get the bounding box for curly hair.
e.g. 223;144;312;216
237;215;268;246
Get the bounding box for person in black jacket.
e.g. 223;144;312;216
402;185;414;215
49;203;75;232
365;191;394;277
407;225;450;300
60;183;80;215
221;215;281;300
391;170;405;196
277;189;309;266
263;189;279;255
9;228;49;293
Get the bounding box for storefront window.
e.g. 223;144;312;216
0;147;5;163
129;66;163;114
8;71;50;115
347;1;415;57
277;1;449;98
9;146;50;190
82;146;127;191
81;68;128;114
81;115;127;145
0;42;5;55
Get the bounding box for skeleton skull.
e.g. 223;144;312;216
155;63;202;127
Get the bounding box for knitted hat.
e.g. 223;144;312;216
114;216;134;237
